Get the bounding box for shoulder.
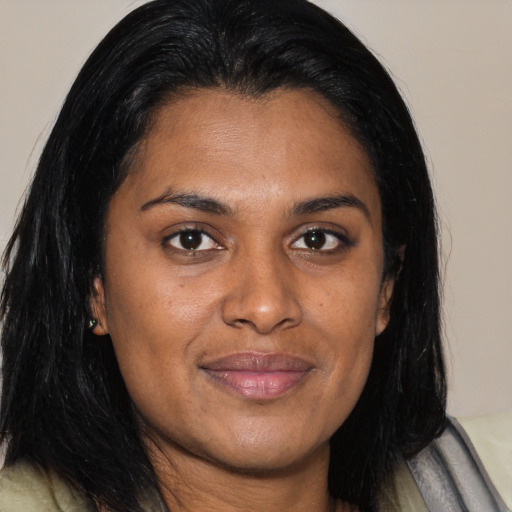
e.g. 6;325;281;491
457;411;512;509
0;460;95;512
381;412;512;511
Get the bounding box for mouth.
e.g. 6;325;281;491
199;352;314;399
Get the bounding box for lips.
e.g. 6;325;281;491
200;352;313;399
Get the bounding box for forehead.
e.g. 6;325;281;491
118;88;379;218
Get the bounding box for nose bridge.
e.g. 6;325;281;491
221;242;302;333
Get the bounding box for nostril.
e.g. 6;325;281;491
220;263;303;334
227;316;296;331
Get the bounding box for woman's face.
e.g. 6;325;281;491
92;88;394;473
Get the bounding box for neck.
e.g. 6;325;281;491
144;436;349;512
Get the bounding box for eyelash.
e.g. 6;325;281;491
291;227;353;254
163;227;223;253
161;226;353;255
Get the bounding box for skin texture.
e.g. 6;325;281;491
91;88;394;512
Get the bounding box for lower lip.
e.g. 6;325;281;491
202;370;310;399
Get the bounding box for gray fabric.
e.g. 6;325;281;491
406;417;510;512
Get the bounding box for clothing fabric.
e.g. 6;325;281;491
405;417;509;511
1;413;510;511
0;460;94;512
379;413;512;511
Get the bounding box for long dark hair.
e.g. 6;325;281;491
0;1;445;510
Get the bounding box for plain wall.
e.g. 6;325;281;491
1;0;511;417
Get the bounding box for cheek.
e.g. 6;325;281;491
307;265;383;342
105;257;221;340
101;262;221;401
305;267;381;393
103;273;209;420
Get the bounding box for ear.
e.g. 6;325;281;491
375;275;395;336
375;245;405;336
89;275;109;335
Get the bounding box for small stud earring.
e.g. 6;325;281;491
87;318;98;331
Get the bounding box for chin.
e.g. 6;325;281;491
193;425;331;476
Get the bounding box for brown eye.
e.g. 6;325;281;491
167;229;220;252
180;231;203;250
291;229;347;252
303;231;326;250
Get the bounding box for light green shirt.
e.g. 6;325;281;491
1;412;510;511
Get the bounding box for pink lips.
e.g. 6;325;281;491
200;352;313;399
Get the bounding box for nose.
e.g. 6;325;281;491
221;251;302;334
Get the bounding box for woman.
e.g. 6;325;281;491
0;0;506;511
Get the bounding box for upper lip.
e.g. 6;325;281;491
200;352;313;372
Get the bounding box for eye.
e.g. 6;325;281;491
291;229;347;251
166;229;221;252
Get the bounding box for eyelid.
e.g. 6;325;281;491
162;225;225;252
290;225;353;252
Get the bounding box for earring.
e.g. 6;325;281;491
87;318;98;331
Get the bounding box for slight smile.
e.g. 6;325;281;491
200;352;314;399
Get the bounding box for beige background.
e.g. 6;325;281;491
1;1;511;417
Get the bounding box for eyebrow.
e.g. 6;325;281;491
291;194;371;220
140;191;232;215
141;190;370;219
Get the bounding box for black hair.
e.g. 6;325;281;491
0;1;445;510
